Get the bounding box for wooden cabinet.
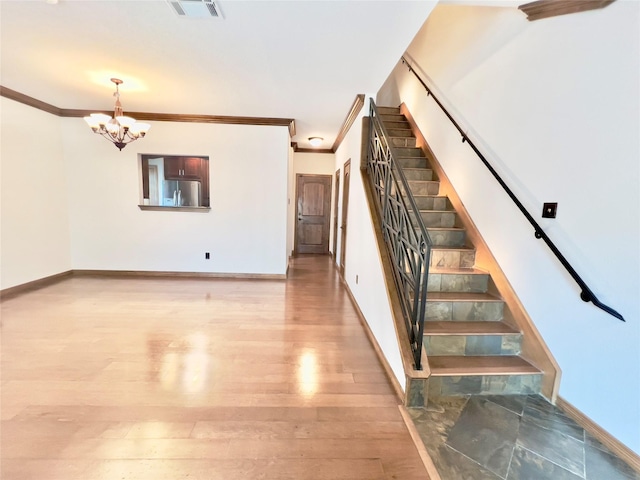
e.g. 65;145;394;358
163;158;182;180
164;157;202;181
182;157;202;180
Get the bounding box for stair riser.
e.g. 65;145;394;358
403;169;433;181
427;273;488;293
426;300;504;322
387;128;414;138
424;334;522;356
412;196;450;211
384;120;412;130
379;113;405;122
395;147;424;158
377;106;401;115
430;249;476;269
391;137;417;148
428;374;542;397
397;157;428;169
408;181;440;196
427;229;467;247
411;211;455;227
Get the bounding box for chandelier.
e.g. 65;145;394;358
84;78;150;151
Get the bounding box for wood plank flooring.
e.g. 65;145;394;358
0;255;429;479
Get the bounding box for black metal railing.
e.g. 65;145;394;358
401;56;624;322
366;100;433;370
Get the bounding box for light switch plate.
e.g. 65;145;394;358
542;202;557;218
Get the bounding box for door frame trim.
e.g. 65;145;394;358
332;169;340;260
339;160;351;275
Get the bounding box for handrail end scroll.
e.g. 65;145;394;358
580;290;625;322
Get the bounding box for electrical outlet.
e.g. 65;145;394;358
542;203;557;218
205;252;210;259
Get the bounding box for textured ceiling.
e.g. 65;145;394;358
0;0;437;149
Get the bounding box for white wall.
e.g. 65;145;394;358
291;152;336;255
0;98;72;290
61;118;290;276
293;152;335;176
378;1;640;453
334;98;407;390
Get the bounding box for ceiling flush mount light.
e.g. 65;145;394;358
84;78;150;151
308;137;323;147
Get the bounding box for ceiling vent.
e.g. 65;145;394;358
166;0;223;19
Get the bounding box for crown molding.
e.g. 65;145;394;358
519;0;616;21
332;94;365;152
1;86;296;133
0;86;61;115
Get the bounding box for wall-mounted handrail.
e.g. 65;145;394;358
366;100;434;369
401;56;624;322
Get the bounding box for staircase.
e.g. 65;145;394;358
377;106;543;399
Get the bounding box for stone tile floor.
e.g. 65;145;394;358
407;395;640;480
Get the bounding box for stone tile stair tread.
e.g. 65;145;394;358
397;158;428;163
409;196;452;204
410;209;455;214
431;245;476;252
426;227;465;231
392;147;424;153
414;208;452;215
411;205;451;210
429;267;488;275
427;292;502;302
424;321;520;335
429;355;541;376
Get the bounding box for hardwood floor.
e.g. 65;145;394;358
1;256;429;479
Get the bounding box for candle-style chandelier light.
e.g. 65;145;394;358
84;78;150;151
